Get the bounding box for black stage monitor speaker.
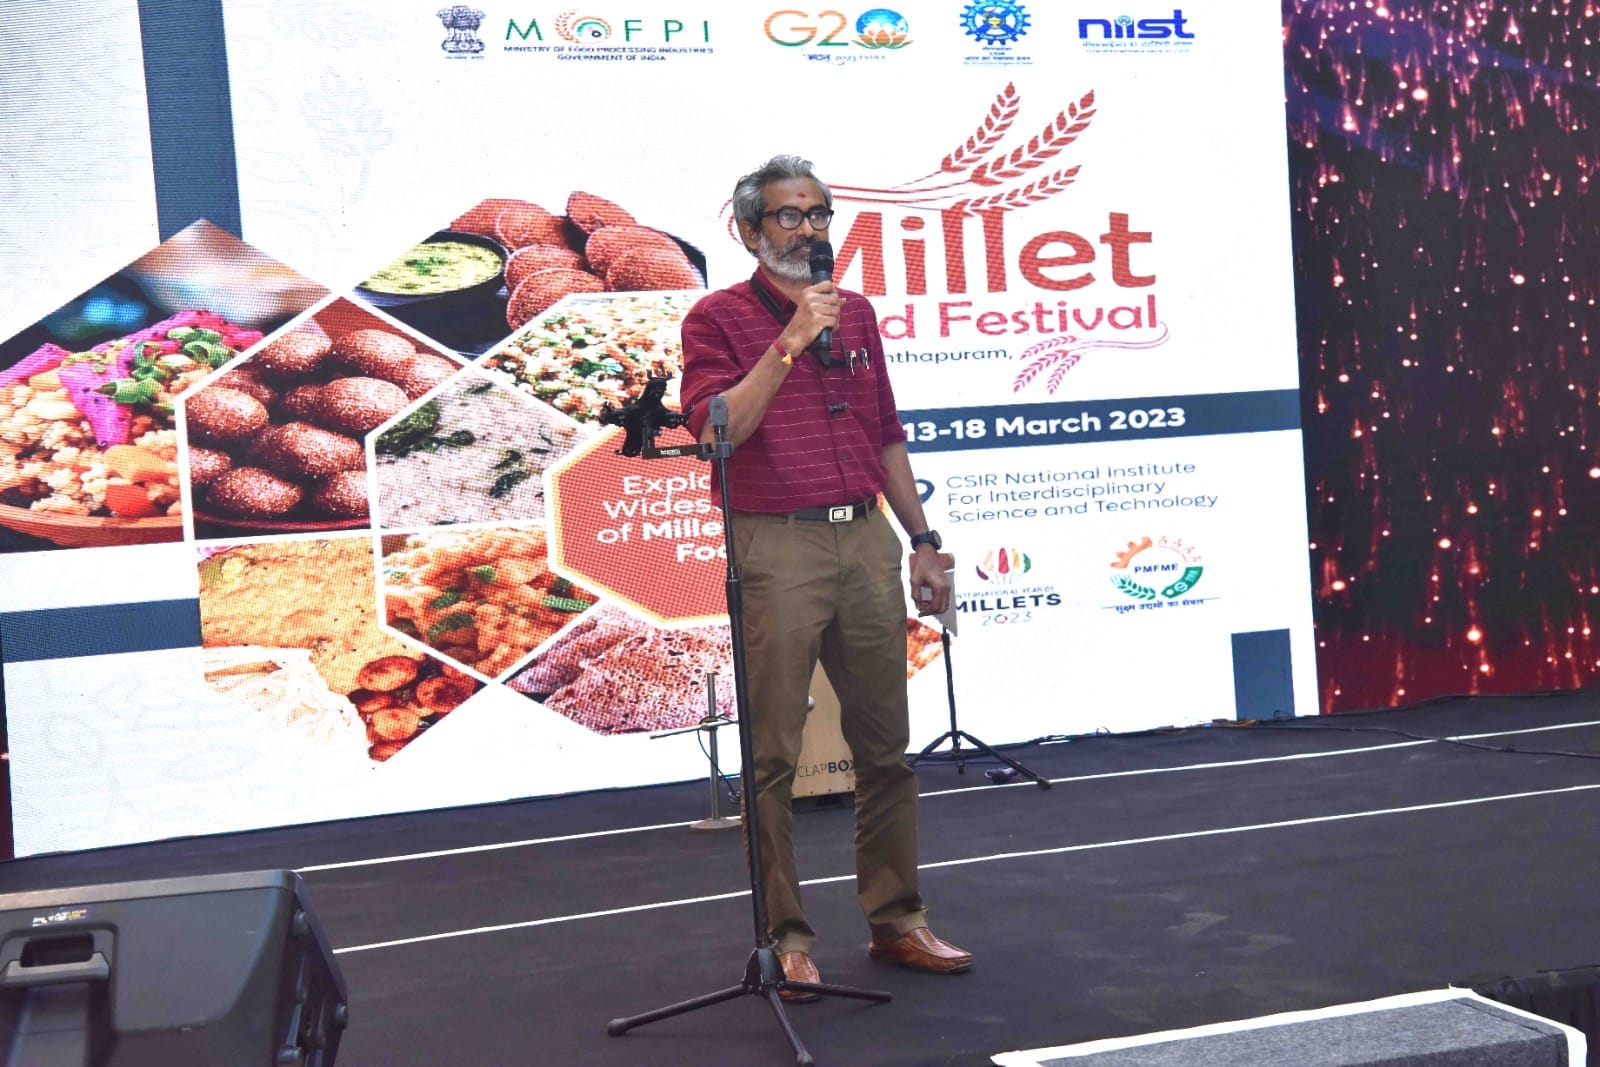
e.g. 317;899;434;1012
0;869;347;1067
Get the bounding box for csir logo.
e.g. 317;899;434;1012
765;8;912;49
961;1;1031;47
1109;535;1202;601
975;547;1032;586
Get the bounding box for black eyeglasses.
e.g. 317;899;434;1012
760;206;834;230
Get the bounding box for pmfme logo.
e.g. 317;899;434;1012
1109;535;1203;605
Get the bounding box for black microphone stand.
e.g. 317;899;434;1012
606;394;891;1066
909;623;1051;790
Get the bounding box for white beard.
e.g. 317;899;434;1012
756;231;812;283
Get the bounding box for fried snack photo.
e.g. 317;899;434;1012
382;525;598;679
358;192;705;358
199;537;482;762
184;303;465;537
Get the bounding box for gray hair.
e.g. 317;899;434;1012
731;154;834;234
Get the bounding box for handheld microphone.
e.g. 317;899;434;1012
809;239;834;358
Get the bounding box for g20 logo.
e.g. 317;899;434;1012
764;8;912;49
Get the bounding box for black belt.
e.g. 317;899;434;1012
791;499;875;523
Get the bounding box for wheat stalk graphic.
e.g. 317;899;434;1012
1011;326;1172;395
914;82;1022;181
825;86;1098;217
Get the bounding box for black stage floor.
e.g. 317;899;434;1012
5;692;1600;1066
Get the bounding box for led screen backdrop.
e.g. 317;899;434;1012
1284;0;1600;710
0;1;1316;856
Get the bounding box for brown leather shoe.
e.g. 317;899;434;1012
777;950;821;1002
868;928;973;974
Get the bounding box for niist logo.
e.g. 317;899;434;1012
1076;10;1196;53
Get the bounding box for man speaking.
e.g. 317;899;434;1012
680;154;970;1000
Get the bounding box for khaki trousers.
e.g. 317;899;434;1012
732;506;927;954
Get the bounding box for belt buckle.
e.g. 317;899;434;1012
827;505;852;523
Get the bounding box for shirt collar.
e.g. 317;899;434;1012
749;268;795;315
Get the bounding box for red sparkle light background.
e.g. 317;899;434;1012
1284;0;1598;710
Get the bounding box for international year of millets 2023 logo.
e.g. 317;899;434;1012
975;546;1030;586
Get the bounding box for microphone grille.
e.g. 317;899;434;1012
808;239;834;274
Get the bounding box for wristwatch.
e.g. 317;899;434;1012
909;529;942;552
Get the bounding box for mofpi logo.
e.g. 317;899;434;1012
505;14;712;43
1109;535;1202;601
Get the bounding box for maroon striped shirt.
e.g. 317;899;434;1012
681;269;906;514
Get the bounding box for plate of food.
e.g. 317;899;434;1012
364;192;706;356
0;310;264;548
356;230;509;310
185;307;465;539
477;289;700;424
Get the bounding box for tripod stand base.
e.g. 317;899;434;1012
688;816;742;832
607;945;891;1065
910;729;1052;789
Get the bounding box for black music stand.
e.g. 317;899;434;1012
606;392;890;1066
909;624;1051;789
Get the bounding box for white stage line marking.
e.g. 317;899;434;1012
920;718;1600;797
330;780;1600;955
297;821;693;873
302;719;1599;874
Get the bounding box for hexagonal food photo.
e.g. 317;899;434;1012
183;298;465;539
198;536;482;764
355;192;706;356
380;525;599;680
0;221;327;551
506;609;950;735
505;604;734;735
372;370;585;529
478;290;699;424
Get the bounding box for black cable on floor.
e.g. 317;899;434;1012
694;725;741;804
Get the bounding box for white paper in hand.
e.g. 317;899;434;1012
913;552;959;635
